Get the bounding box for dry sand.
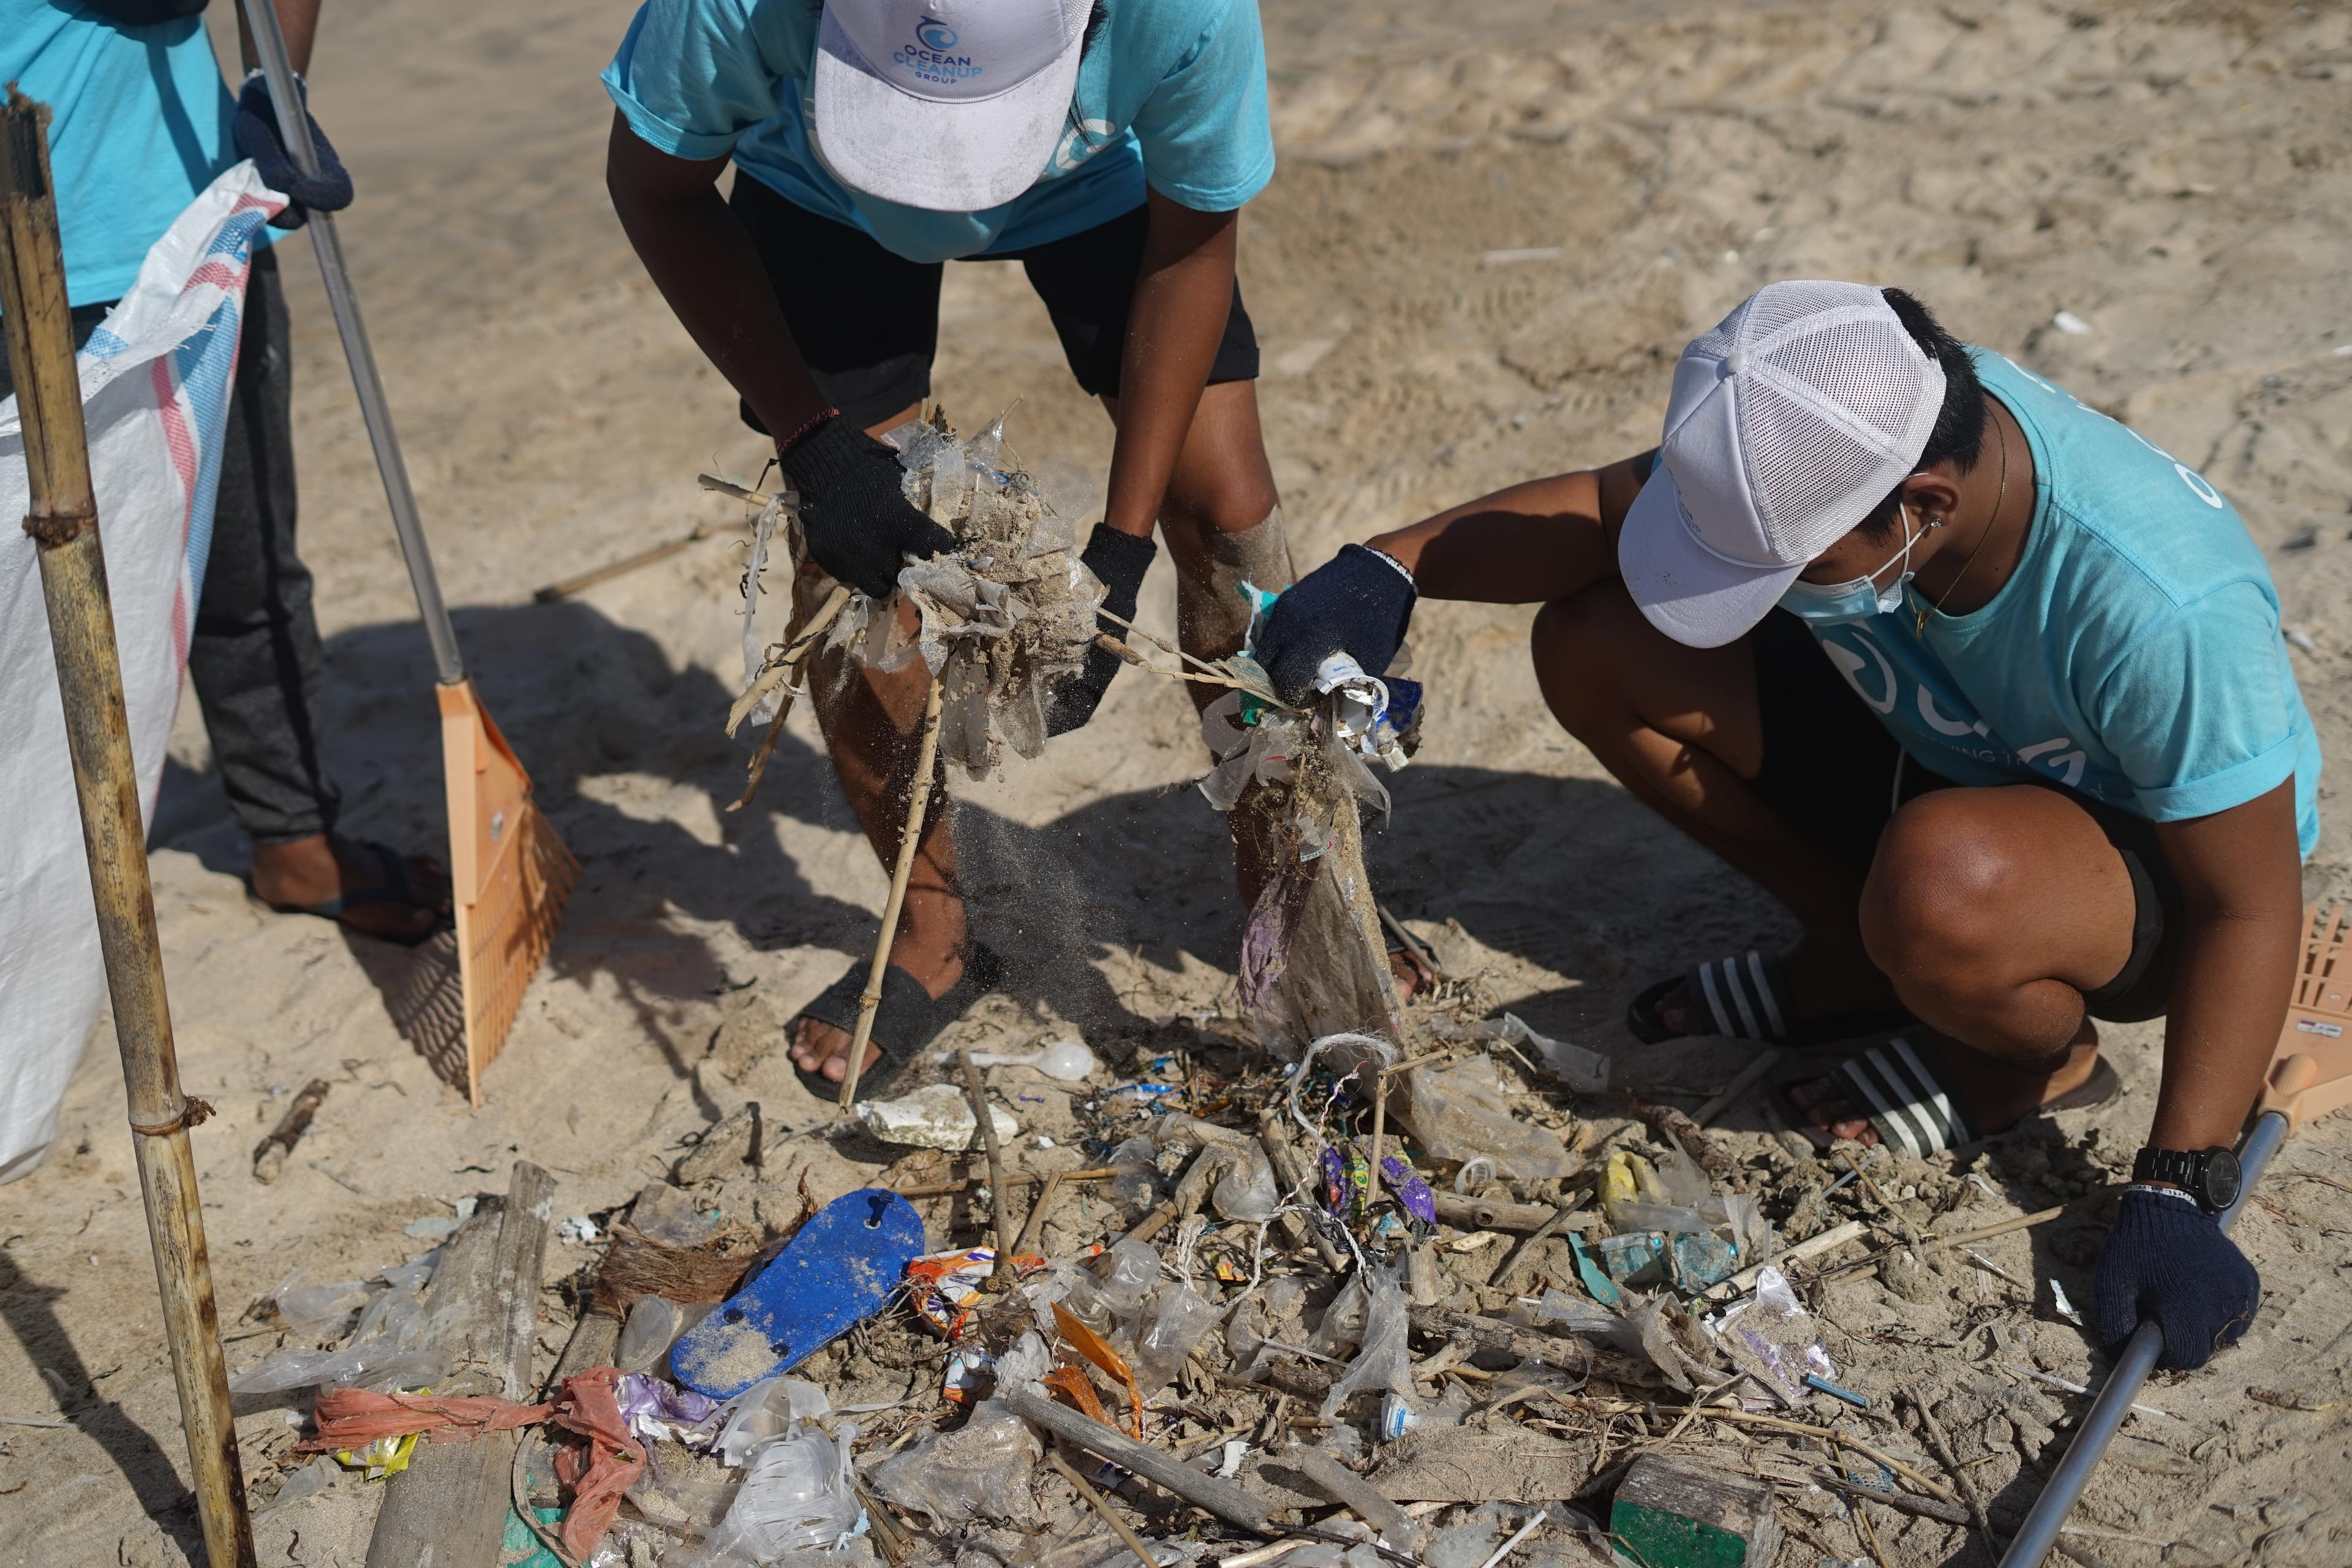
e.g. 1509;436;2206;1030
4;1;2351;1563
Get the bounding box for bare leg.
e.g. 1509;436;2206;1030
790;404;970;1085
1792;785;2136;1140
1531;581;1895;1027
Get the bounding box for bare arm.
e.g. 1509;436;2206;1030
1100;189;1242;539
603;113;828;443
2146;779;2303;1156
1366;454;1651;603
236;0;322;74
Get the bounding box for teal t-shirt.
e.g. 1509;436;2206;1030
601;0;1275;265
0;2;272;310
1804;349;2321;858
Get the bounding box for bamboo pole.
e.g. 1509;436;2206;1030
958;1048;1017;1286
838;673;947;1108
0;91;255;1568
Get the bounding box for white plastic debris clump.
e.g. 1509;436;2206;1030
860;1082;1021;1150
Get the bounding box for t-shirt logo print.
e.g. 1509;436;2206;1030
895;18;981;87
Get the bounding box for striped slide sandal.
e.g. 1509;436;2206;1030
1803;1033;2122;1158
1626;949;1909;1047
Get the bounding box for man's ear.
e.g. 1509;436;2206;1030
1903;470;1964;525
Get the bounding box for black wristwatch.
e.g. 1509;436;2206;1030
2132;1145;2243;1215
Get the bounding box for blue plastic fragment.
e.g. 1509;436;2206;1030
1804;1372;1870;1409
1567;1232;1624;1310
669;1187;925;1400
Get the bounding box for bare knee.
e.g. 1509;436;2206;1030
1163;468;1280;540
1860;792;2022;992
1531;582;1643;739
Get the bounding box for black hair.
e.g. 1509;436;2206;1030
1854;288;1987;538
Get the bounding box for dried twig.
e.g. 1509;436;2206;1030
837;676;946;1109
958;1049;1016;1286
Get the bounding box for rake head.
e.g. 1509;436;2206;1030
437;678;578;1106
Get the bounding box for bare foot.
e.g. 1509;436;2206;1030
1789;1030;2103;1145
790;948;967;1086
1389;948;1434;1005
249;834;450;944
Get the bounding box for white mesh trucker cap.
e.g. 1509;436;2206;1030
1616;281;1948;648
813;0;1091;212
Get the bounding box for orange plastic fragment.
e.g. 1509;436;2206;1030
1041;1364;1113;1427
1052;1303;1145;1439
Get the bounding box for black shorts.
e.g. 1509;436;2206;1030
1746;608;2182;1023
730;175;1262;432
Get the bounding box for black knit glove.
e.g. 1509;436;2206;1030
233;74;354;232
779;417;959;599
1254;543;1417;708
1046;524;1158;737
2092;1188;2260;1370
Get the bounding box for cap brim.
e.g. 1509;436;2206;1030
1618;464;1804;649
812;10;1080;213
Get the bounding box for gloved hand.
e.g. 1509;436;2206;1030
2092;1187;2260;1370
233;74;355;232
778;415;959;599
1046;524;1159;736
1253;543;1417;707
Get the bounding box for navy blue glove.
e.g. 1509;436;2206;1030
1254;543;1416;708
2092;1188;2260;1370
234;74;354;232
779;416;959;599
1046;524;1158;736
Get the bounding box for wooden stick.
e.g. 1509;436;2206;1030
1;91;254;1568
959;1049;1017;1286
1367;1064;1390;1206
1095;633;1262;693
533;519;734;602
1695;1408;1953;1502
1700;1218;1869;1302
1014;1171;1069;1261
698;471;779;507
1488;1196;1586;1287
1907;1389;2002;1559
251;1077;330;1183
1049;1448;1161;1568
1257;1112;1346;1270
838;674;946;1109
1693;1047;1784;1128
1375;903;1442;979
1811;1471;1971;1527
894;1166;1119;1199
1003;1384;1276;1534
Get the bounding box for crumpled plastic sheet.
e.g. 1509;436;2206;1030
616;1371;721;1447
692;1419;862;1568
1395;1054;1578;1180
819;409;1104;782
1128;1280;1221;1389
1152;1114;1281;1223
714;1376;832;1467
872;1397;1041;1526
230;1278;444;1394
1321;1265;1415;1417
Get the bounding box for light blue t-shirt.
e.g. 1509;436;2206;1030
1805;349;2321;858
0;2;271;310
601;0;1274;265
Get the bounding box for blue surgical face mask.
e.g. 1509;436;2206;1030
1777;501;1935;625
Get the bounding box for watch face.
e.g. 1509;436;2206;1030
2203;1148;2243;1212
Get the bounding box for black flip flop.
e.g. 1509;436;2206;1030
1784;1033;2123;1157
790;943;1006;1103
1626;949;1911;1047
251;839;450;949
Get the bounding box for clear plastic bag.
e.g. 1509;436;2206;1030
271;1268;375;1338
1321;1267;1414;1418
714;1376;832;1468
872;1399;1040;1527
1091;1238;1163;1318
1395;1055;1576;1180
618;1296;687;1373
693;1419;862;1567
1129;1281;1221;1389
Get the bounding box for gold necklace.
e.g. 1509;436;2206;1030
1914;415;2010;638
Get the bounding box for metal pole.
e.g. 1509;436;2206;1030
237;0;464;687
1999;1109;2289;1568
0;91;257;1568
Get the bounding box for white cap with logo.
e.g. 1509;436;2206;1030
1616;280;1947;648
813;0;1092;213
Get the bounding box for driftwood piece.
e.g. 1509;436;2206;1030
1621;1089;1736;1187
1259;1113;1346;1271
365;1161;555;1568
1404;1306;1674;1390
1285;1445;1426;1550
251;1077;330;1183
1003;1382;1278;1534
1428;1191;1597;1235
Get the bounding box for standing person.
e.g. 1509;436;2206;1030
605;0;1296;1098
2;0;450;942
1259;280;2317;1370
